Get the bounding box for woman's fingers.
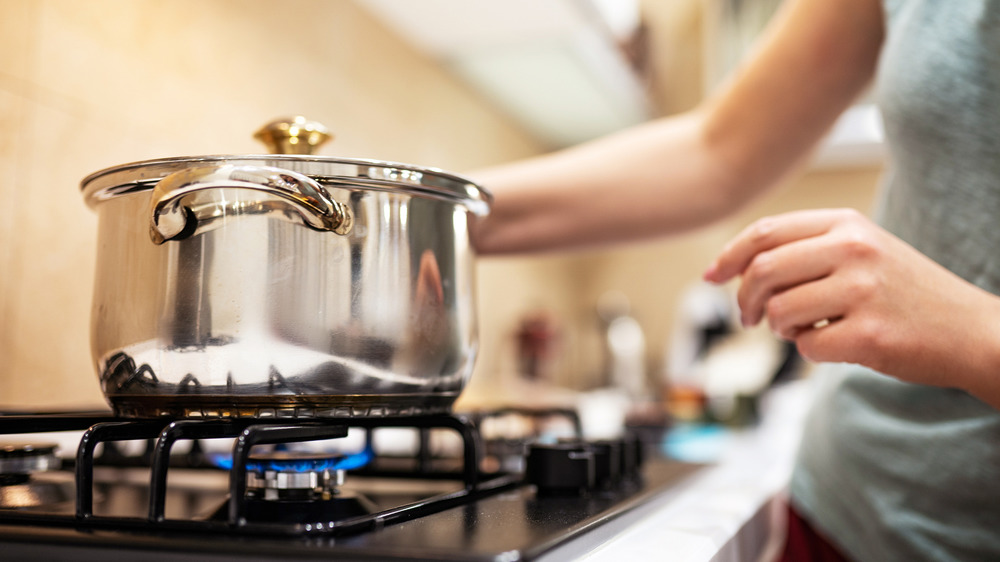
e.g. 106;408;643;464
762;277;848;340
704;208;858;283
701;206;1000;406
735;235;839;326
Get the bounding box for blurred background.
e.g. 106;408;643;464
0;0;881;411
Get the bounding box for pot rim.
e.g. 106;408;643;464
80;154;492;215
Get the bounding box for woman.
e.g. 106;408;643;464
471;0;1000;560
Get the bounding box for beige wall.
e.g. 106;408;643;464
0;0;880;412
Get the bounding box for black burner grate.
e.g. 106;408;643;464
0;413;518;537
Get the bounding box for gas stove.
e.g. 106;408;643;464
0;409;699;561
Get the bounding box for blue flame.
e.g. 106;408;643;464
207;448;373;473
210;454;235;470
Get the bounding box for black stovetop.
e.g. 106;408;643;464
0;411;700;561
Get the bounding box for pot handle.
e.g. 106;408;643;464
149;164;353;244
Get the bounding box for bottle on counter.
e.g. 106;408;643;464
596;290;648;400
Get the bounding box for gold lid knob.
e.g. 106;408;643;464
254;116;332;155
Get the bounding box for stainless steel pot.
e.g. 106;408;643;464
80;117;491;418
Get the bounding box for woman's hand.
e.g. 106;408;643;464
703;208;1000;403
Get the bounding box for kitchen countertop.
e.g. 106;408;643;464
540;378;815;562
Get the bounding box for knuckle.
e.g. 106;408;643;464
748;218;779;246
764;294;787;322
745;251;777;283
851;317;891;364
846;271;881;302
838;230;878;259
853;318;878;345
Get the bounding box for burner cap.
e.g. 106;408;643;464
246;451;356;501
0;443;59;478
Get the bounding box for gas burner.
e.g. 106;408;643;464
0;443;72;510
246;451;357;501
215;450;378;524
0;443;59;485
212;449;380;524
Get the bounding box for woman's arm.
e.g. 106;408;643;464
471;0;885;255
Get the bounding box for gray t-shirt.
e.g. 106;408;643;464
790;1;1000;560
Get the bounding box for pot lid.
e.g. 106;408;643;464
80;117;492;216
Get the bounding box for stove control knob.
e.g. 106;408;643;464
620;431;643;479
525;442;594;496
589;439;622;489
